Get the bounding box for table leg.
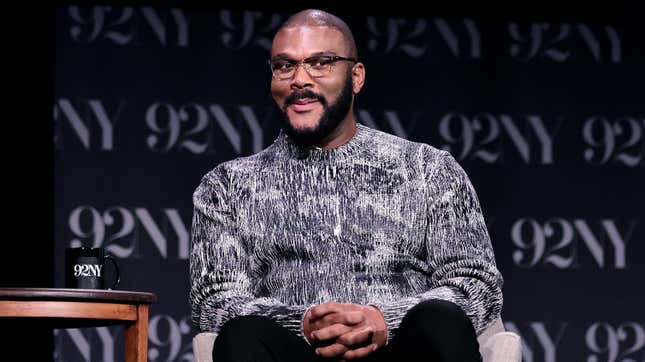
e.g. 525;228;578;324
125;304;149;362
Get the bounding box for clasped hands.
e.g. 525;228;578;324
303;302;388;360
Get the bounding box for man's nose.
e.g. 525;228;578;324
290;63;313;89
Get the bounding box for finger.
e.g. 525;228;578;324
311;311;364;330
337;326;374;347
315;343;349;358
309;302;343;320
342;343;378;360
311;323;352;342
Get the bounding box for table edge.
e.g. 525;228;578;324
0;288;157;303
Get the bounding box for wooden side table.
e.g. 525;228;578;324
0;287;157;362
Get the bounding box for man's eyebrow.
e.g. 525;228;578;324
271;51;339;60
307;51;338;57
271;54;293;60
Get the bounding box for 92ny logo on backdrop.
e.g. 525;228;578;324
54;314;193;361
583;116;645;167
54;97;644;167
66;6;190;47
67;206;190;260
437;113;560;164
507;321;645;362
510;218;638;269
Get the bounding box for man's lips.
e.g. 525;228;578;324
288;98;320;112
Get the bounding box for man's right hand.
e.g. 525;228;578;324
302;302;387;360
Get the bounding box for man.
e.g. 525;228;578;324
190;9;503;362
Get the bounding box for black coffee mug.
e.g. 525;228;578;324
65;247;120;290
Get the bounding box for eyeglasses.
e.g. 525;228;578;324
268;55;357;80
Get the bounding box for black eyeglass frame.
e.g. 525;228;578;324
268;55;358;80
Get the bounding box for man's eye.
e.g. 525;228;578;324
273;61;294;71
307;57;331;68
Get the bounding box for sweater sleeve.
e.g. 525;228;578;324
189;165;309;336
372;151;504;340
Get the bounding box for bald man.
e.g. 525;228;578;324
190;9;502;362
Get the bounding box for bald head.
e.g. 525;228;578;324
276;9;358;59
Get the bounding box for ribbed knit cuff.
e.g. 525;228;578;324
301;304;316;345
367;303;389;345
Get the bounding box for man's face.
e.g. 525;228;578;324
270;26;357;146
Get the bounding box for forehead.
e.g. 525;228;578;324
271;26;347;58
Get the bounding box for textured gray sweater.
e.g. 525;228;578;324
190;123;503;341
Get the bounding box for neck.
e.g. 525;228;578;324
313;116;357;150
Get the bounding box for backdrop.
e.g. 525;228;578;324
53;4;644;361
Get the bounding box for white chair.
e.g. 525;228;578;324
192;317;521;362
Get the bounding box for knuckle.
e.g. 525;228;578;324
339;336;352;345
351;312;362;321
346;350;365;360
343;333;360;345
326;314;340;324
319;346;334;357
341;314;352;324
332;323;346;333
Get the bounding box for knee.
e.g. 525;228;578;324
217;315;273;341
395;300;481;361
213;315;276;360
402;299;474;335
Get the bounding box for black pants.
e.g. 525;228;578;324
212;299;482;361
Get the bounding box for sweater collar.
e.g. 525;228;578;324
276;123;371;161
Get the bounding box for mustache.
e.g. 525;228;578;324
284;90;327;107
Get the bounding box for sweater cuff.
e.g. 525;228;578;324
301;304;316;345
367;303;389;345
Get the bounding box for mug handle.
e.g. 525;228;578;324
104;254;121;290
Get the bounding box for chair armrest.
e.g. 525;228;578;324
480;331;522;362
193;332;218;362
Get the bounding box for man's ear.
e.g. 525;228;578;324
351;62;366;94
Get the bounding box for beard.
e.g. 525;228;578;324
280;71;354;147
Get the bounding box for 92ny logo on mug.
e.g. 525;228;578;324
73;263;103;277
65;247;120;289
